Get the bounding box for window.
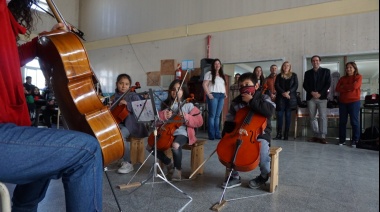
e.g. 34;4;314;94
31;0;50;13
23;59;46;89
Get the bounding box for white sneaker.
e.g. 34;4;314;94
117;162;134;174
172;169;182;181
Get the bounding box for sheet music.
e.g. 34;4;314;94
131;99;155;122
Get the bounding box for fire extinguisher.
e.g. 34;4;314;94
175;63;182;80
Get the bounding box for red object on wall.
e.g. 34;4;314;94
206;35;211;58
175;63;182;80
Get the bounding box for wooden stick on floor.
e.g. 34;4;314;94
188;149;216;179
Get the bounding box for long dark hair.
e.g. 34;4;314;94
8;0;40;39
210;58;226;85
253;66;265;82
161;79;189;110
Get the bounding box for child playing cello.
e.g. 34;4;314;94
220;72;275;189
110;74;149;174
146;79;203;180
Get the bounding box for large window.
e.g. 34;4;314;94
23;59;45;89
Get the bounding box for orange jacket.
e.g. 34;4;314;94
335;75;362;103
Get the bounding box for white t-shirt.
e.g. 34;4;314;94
203;71;226;93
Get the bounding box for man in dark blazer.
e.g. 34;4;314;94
303;55;331;144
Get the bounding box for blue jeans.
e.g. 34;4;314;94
206;93;225;139
231;138;271;178
119;124;131;162
276;108;292;132
0;123;103;212
339;101;361;143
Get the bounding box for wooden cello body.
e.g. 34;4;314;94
216;107;267;172
37;30;124;166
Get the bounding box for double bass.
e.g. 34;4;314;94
216;107;267;172
37;0;124;166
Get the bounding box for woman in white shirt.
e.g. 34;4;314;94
202;58;227;140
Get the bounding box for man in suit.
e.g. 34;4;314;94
303;55;331;144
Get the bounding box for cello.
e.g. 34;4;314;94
216;107;267;172
147;94;195;151
37;0;124;166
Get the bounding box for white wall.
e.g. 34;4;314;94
32;0;379;94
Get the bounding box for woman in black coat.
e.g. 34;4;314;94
274;61;298;140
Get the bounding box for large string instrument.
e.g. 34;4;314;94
216;107;267;172
37;0;124;166
147;94;194;151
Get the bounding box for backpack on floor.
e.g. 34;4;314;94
357;126;379;151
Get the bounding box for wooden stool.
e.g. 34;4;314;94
127;137;145;165
223;146;282;193
269;146;282;193
183;139;207;176
158;139;207;176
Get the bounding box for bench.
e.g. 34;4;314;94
224;146;282;193
159;139;207;176
127;137;145;165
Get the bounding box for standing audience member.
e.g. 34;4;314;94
0;1;103;211
265;64;278;101
253;66;267;93
273;61;298;140
335;62;362;147
110;73;149;174
202;58;227;140
303;55;331;144
230;73;241;100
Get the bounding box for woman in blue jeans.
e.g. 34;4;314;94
1;1;103;211
335;62;362;147
202;59;227;140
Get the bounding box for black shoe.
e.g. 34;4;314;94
221;177;241;189
273;132;282;140
248;175;269;188
283;132;288;140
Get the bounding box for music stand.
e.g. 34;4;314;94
121;88;192;212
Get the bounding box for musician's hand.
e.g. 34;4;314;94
119;100;127;105
165;110;173;119
241;93;253;103
51;23;70;32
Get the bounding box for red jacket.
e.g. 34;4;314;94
335;74;362;104
0;2;37;126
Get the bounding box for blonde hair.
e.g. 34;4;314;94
280;61;292;79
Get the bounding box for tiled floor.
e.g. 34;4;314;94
2;130;379;212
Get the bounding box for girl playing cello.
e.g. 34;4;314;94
110;74;148;174
220;72;275;189
146;79;203;180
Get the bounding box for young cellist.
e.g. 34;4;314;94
220;72;275;189
146;79;203;180
110;74;148;174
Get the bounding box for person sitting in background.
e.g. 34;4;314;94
273;61;298;140
146;79;203;180
335;62;362;147
42;98;57;128
110;73;149;174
